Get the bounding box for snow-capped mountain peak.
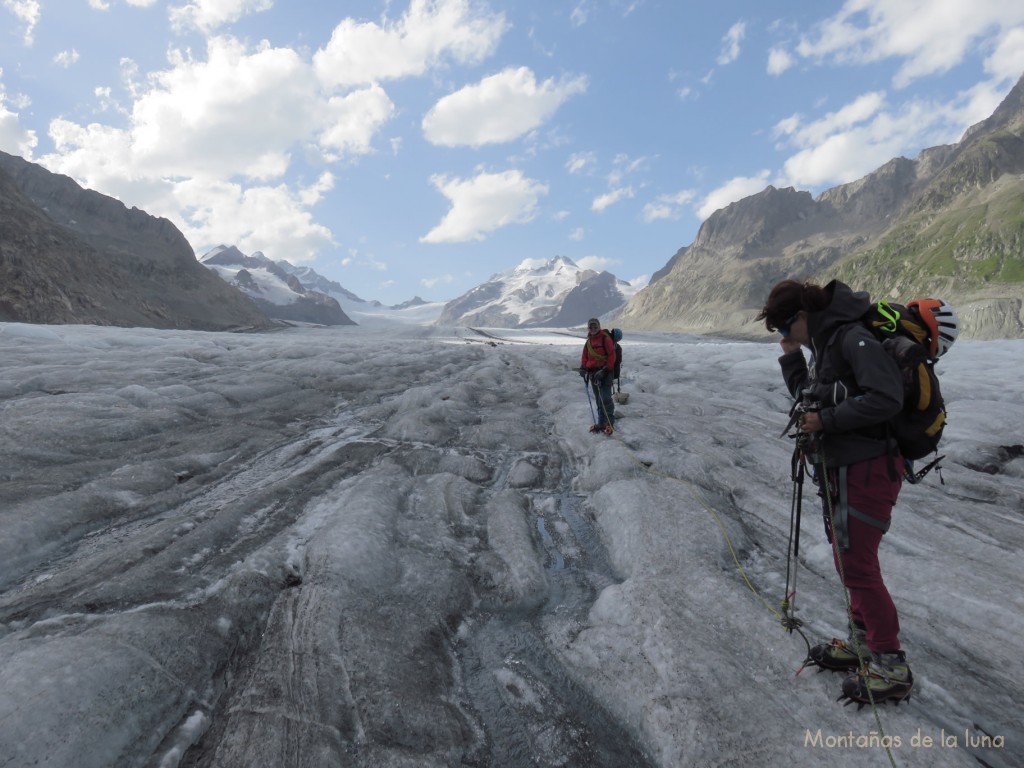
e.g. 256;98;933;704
199;246;355;326
513;255;578;276
437;255;632;328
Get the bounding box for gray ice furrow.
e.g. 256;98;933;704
447;352;652;767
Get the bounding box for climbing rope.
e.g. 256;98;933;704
617;428;898;768
625;452;786;624
595;376;613;424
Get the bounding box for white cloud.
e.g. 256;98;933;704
173;176;336;261
88;0;155;9
3;0;40;45
576;255;613;271
0;81;38;158
570;1;589;27
340;248;387;273
421;169;548;243
627;273;650;289
566;151;595;174
952;79;1018;131
773;91;887;148
423;67;587;147
641;189;696;222
608;153;646;186
986;26;1024;82
569;227;584;241
93;86;126;116
770;90;986;189
319;85;396;158
298;171;335;206
170;0;273;33
54;49;80;68
46;36;389;181
796;0;1024;88
780;132;888;189
591;186;633;212
313;0;507;88
697;172;770;220
767;47;793;75
33;33;401;264
421;274;455;288
717;21;746;66
114;38;319;180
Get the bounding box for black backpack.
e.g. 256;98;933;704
606;328;623;383
836;301;946;472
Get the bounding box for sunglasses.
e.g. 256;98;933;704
777;312;799;337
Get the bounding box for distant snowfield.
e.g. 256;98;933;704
337;297;448;327
204;264;301;305
0;322;1020;768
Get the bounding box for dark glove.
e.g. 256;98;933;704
578;367;589;379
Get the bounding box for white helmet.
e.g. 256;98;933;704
908;298;960;358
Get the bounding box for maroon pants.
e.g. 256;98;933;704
825;454;903;653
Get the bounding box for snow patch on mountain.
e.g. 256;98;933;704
436;256;636;328
204;264;299;306
199;246;355;326
272;260;446;327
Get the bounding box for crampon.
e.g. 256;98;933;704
803;637;868;673
837;655;914;709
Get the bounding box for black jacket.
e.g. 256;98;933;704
779;280;903;467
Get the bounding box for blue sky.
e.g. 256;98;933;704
2;1;1023;305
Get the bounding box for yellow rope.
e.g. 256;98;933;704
624;445;898;768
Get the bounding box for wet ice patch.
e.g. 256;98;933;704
479;490;548;611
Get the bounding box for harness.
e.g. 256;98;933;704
829;465;891;552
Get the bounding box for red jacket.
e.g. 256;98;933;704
581;330;616;373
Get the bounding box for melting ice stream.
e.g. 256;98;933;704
0;323;1021;768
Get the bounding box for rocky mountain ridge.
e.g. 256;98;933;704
200;246;355;326
618;72;1024;340
0;151;272;331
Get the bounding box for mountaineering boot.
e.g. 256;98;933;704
840;651;913;707
589;424;602;433
807;624;869;672
602;423;614;435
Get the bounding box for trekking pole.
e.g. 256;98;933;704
782;440;806;634
780;412;814;665
596;379;612;425
583;376;597;426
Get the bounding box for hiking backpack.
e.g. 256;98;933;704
838;301;947;464
609;328;623;383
